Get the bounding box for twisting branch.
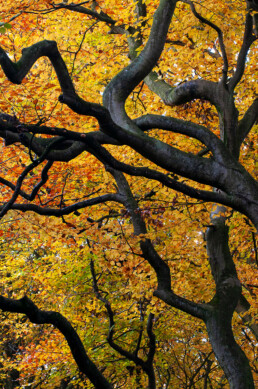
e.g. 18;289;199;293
103;0;177;123
134;114;230;164
0;193;123;216
0;40;75;93
1;39;254;218
71;20;99;76
183;0;228;84
229;12;257;91
80;138;252;216
147;77;218;107
0;138;63;219
51;1;117;25
107;167;208;320
237;98;258;146
0;161;53;201
90;257;157;389
0;295;113;389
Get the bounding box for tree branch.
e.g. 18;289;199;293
0;40;75;93
134;114;230;164
0;295;113;389
237;98;258;146
0;193;123;217
144;73;218;107
108;167;208;320
51;2;116;25
103;0;177;128
90;257;156;388
229;12;257;91
81;139;256;218
0;137;64;219
183;0;228;84
0;160;53;201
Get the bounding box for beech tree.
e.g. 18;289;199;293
0;0;257;388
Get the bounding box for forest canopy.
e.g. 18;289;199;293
0;0;257;388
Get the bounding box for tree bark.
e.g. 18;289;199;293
206;313;254;388
205;215;255;388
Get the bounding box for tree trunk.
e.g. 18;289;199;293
206;312;254;388
205;215;255;388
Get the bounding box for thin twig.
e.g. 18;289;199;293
183;0;228;84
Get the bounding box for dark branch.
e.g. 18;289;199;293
134;114;230;164
103;0;177;126
183;0;228;83
145;73;218;107
146;313;156;367
0;138;64;219
153;288;209;320
108;167;208;320
0;193;123;216
51;2;116;25
229;12;257;91
237;98;258;146
0;40;75;93
0;160;53;201
81;139;251;215
0;295;113;389
90;257;156;387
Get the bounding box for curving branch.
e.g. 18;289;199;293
0;295;113;389
229;12;257;91
90;257;157;388
1;36;254;208
0;137;64;219
0;193;123;217
134;114;230;164
183;0;228;84
145;73;218;107
51;1;117;25
0;40;74;93
108;167;208;320
0;160;53;201
103;0;177;128
237;98;258;146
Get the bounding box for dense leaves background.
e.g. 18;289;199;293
0;0;257;388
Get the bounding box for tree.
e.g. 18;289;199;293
0;0;257;388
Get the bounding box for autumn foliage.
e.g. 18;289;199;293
0;0;257;388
